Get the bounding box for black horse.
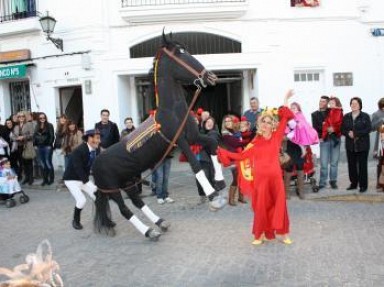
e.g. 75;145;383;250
92;33;227;240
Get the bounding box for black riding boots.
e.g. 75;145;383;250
72;207;83;230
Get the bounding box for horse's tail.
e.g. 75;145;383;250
94;189;113;235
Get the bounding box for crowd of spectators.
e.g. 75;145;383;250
0;94;381;200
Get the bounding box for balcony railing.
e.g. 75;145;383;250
0;0;37;23
122;0;246;7
120;0;248;23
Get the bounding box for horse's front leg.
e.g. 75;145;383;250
195;133;226;191
177;137;226;211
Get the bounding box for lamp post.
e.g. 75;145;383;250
39;11;63;51
371;28;384;37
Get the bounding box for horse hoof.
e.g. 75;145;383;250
158;220;170;232
147;228;161;241
106;220;116;228
107;228;116;237
214;180;226;191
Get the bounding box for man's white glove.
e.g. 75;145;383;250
84;181;97;193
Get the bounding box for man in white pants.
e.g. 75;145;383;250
63;129;101;230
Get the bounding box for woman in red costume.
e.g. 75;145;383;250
218;90;295;245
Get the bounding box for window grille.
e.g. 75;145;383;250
294;72;320;82
10;80;31;113
333;72;353;86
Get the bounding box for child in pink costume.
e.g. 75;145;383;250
286;102;319;156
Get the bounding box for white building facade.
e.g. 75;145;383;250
0;0;383;131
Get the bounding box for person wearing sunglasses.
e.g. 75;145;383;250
13;112;35;185
33;113;55;186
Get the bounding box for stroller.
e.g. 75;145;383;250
288;146;319;193
0;159;30;208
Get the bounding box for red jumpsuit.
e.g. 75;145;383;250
218;107;294;240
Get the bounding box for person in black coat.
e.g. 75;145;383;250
34;113;55;186
63;129;101;230
95;109;120;151
341;97;372;192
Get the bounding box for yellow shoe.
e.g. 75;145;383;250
251;239;263;245
282;237;293;245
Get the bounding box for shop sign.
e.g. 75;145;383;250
0;65;27;80
0;49;31;64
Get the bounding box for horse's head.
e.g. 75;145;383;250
154;32;217;88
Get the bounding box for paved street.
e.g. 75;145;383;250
1;158;384;287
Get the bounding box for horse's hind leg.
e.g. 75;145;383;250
94;189;115;236
122;186;170;232
109;191;161;241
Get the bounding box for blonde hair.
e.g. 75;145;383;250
256;113;278;135
221;114;240;134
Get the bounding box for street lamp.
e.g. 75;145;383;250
39;11;63;51
371;28;384;37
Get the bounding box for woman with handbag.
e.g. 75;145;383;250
34;113;55;186
13;111;35;185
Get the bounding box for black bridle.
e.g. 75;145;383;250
161;47;217;88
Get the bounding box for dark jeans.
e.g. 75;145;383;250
153;158;172;199
64;154;71;171
37;146;54;172
346;149;369;189
22;158;33;183
16;146;24;178
9;151;19;176
319;139;341;186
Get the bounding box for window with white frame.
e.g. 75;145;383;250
294;72;320;82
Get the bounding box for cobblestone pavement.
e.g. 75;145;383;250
1;159;384;287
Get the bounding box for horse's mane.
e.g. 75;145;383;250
147;32;190;108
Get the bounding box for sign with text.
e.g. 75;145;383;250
0;49;31;64
0;65;27;80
